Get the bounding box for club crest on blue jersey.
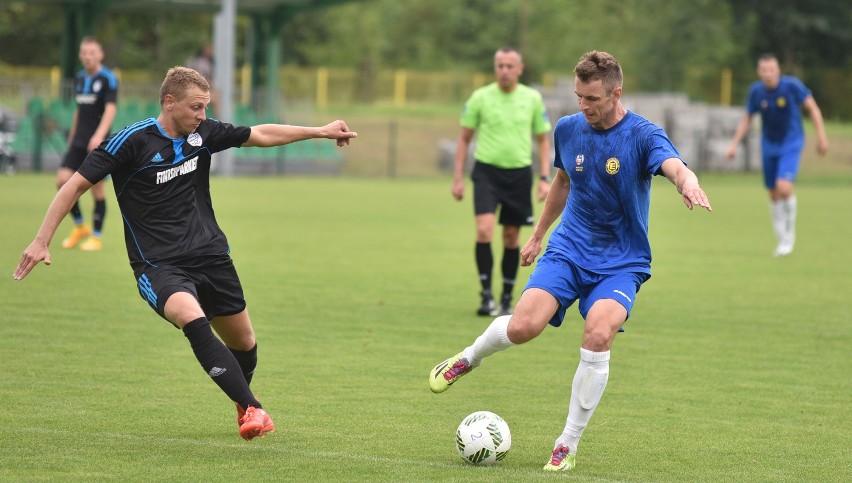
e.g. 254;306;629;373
575;154;584;172
605;157;620;175
776;96;787;108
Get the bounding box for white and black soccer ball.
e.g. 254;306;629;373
455;411;511;466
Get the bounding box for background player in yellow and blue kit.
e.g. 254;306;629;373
726;53;829;257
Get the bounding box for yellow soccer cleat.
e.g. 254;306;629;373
62;225;91;249
543;445;576;472
79;236;103;251
429;352;475;393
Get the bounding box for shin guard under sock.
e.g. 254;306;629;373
182;317;261;410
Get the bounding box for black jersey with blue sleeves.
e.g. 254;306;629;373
71;66;119;149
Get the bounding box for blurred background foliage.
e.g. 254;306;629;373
0;0;850;117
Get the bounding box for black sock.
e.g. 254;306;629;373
475;242;493;293
229;344;258;386
70;201;82;223
501;247;519;299
182;317;261;410
93;199;106;235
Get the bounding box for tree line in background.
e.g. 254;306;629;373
1;0;850;118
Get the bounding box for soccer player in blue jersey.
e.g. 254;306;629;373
725;53;829;257
14;66;357;440
430;51;712;471
57;37;118;251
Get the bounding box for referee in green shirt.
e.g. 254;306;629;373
452;46;552;317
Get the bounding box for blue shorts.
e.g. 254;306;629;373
762;148;802;189
525;252;649;327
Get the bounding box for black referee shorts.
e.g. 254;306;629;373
134;254;247;324
471;161;534;226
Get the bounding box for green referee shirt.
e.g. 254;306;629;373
460;82;551;169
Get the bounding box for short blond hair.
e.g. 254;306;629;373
159;66;210;106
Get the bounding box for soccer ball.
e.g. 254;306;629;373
455;411;512;465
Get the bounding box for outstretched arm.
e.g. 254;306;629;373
13;172;93;280
802;95;829;156
521;169;569;266
660;158;712;212
242;120;357;148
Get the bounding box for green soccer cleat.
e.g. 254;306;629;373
543;445;575;472
429;352;474;393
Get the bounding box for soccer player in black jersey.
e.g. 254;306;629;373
14;66;357;440
58;37;118;251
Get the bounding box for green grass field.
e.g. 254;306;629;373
1;172;850;481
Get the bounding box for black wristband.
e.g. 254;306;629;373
539;175;549;182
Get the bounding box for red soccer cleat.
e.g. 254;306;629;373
238;406;275;440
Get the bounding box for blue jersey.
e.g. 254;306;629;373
746;76;810;156
549;111;680;275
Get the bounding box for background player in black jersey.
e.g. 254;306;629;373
58;37;118;251
14;66;357;440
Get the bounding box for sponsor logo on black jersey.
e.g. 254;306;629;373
156;156;198;184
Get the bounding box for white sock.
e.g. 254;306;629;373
770;200;786;244
783;195;797;247
463;315;514;365
557;348;610;455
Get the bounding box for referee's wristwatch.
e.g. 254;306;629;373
539;175;550;182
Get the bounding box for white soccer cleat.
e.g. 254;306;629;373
773;242;793;257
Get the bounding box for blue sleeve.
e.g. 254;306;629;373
746;83;761;114
553;117;568;171
645;127;681;176
789;77;811;105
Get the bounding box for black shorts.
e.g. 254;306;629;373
134;254;246;323
471;161;534;226
61;145;88;171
